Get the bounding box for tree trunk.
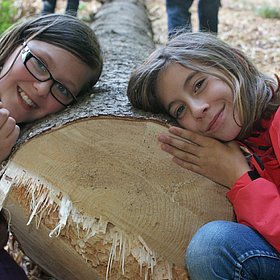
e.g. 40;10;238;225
0;0;234;279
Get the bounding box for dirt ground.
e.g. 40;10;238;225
6;0;280;279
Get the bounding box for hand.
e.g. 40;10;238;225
0;102;20;162
158;126;251;187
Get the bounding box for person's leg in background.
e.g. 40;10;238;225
41;0;56;15
186;220;280;280
198;0;221;33
65;0;80;16
166;0;194;37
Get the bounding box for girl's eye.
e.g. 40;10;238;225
175;104;186;119
33;58;48;74
54;82;70;97
194;78;206;93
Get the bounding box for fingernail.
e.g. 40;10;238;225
169;127;177;133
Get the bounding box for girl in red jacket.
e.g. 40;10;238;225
127;32;280;279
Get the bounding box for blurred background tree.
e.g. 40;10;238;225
0;0;38;34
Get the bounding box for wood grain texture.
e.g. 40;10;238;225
0;0;234;279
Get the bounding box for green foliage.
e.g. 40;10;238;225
0;0;17;34
255;5;280;19
78;2;86;11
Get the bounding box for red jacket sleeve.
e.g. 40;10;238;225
227;168;280;252
227;108;280;251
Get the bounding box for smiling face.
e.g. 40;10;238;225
157;63;242;141
0;40;95;123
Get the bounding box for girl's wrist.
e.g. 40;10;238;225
230;165;251;187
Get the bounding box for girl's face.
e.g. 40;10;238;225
0;40;95;123
157;63;241;141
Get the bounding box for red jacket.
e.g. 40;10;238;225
227;107;280;251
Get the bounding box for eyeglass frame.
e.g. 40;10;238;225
21;44;77;107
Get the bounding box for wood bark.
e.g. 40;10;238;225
0;0;234;279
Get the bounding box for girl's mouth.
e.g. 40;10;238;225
18;87;37;108
206;107;224;133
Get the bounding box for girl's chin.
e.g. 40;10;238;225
217;133;239;142
206;130;237;142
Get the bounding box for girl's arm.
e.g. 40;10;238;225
227;175;280;252
159;124;280;252
0;103;20;162
228;110;280;252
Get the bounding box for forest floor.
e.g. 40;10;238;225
6;0;280;279
146;0;280;76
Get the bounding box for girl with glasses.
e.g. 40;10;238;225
127;32;280;279
0;13;103;162
0;13;103;279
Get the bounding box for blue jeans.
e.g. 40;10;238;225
166;0;221;37
42;0;80;16
186;221;280;279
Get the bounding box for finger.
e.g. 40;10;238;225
168;126;204;146
158;132;191;145
169;134;197;145
0;116;17;137
7;125;20;145
0;108;10;128
160;142;199;163
0;125;20;162
158;133;199;156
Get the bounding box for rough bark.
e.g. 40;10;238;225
0;0;234;279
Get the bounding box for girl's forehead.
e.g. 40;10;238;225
26;40;81;68
161;62;198;77
27;40;60;51
26;40;94;91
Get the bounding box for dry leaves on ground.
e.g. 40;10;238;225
146;0;280;76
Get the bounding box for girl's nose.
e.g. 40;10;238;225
189;99;209;119
33;80;53;98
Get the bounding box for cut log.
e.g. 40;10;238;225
0;0;234;279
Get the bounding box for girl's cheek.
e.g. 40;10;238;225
178;119;189;130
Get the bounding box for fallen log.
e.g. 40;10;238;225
0;0;234;279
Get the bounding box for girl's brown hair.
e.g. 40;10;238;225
127;32;279;140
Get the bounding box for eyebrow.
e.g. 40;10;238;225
167;70;199;114
184;70;199;87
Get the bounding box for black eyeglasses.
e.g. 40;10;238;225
21;45;77;107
